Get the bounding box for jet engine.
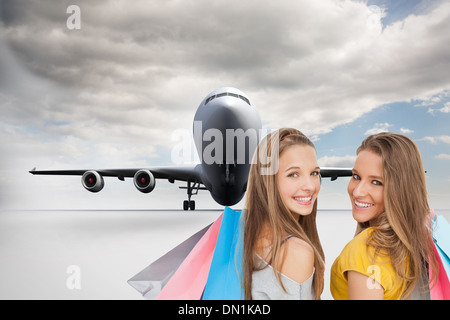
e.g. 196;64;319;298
81;171;104;192
133;169;155;193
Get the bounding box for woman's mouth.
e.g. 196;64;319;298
354;199;374;209
293;195;313;205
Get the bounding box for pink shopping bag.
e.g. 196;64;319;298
128;222;211;299
156;213;223;300
430;241;450;300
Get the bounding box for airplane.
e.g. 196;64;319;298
29;87;352;210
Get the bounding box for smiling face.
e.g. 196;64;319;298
276;144;321;218
348;149;385;225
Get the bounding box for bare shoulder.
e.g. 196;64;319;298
279;237;314;284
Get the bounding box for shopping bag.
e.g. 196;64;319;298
202;207;244;300
128;223;211;299
430;242;450;300
430;214;450;300
432;215;450;277
156;213;223;300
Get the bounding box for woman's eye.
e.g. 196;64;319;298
372;180;383;186
352;173;360;180
311;171;320;176
288;172;298;178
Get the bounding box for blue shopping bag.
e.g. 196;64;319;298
429;213;450;300
202;206;244;300
432;215;450;279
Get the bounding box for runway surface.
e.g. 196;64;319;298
1;208;449;300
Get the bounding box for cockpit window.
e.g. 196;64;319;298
239;95;250;105
204;92;251;106
205;95;215;105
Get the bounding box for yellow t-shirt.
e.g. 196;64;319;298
330;227;407;300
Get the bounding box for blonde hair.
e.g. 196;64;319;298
357;132;438;299
243;128;325;300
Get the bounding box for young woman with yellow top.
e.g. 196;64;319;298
330;132;438;300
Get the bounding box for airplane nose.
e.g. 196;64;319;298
194;89;262;167
194;88;262;135
216;101;247;122
217;100;261;131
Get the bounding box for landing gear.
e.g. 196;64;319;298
180;180;203;210
183;200;195;211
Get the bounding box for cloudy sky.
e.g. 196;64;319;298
1;0;449;210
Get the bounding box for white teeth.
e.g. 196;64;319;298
355;200;374;208
294;195;312;202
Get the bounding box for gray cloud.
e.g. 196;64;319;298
1;0;450;209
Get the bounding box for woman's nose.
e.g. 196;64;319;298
352;180;368;198
301;176;316;192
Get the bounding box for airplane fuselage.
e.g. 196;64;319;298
193;87;262;206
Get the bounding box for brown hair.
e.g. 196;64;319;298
243;128;325;299
357;132;438;299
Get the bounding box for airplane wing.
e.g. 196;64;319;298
29;166;352;181
29;165;203;182
29;165;206;210
320;167;353;181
